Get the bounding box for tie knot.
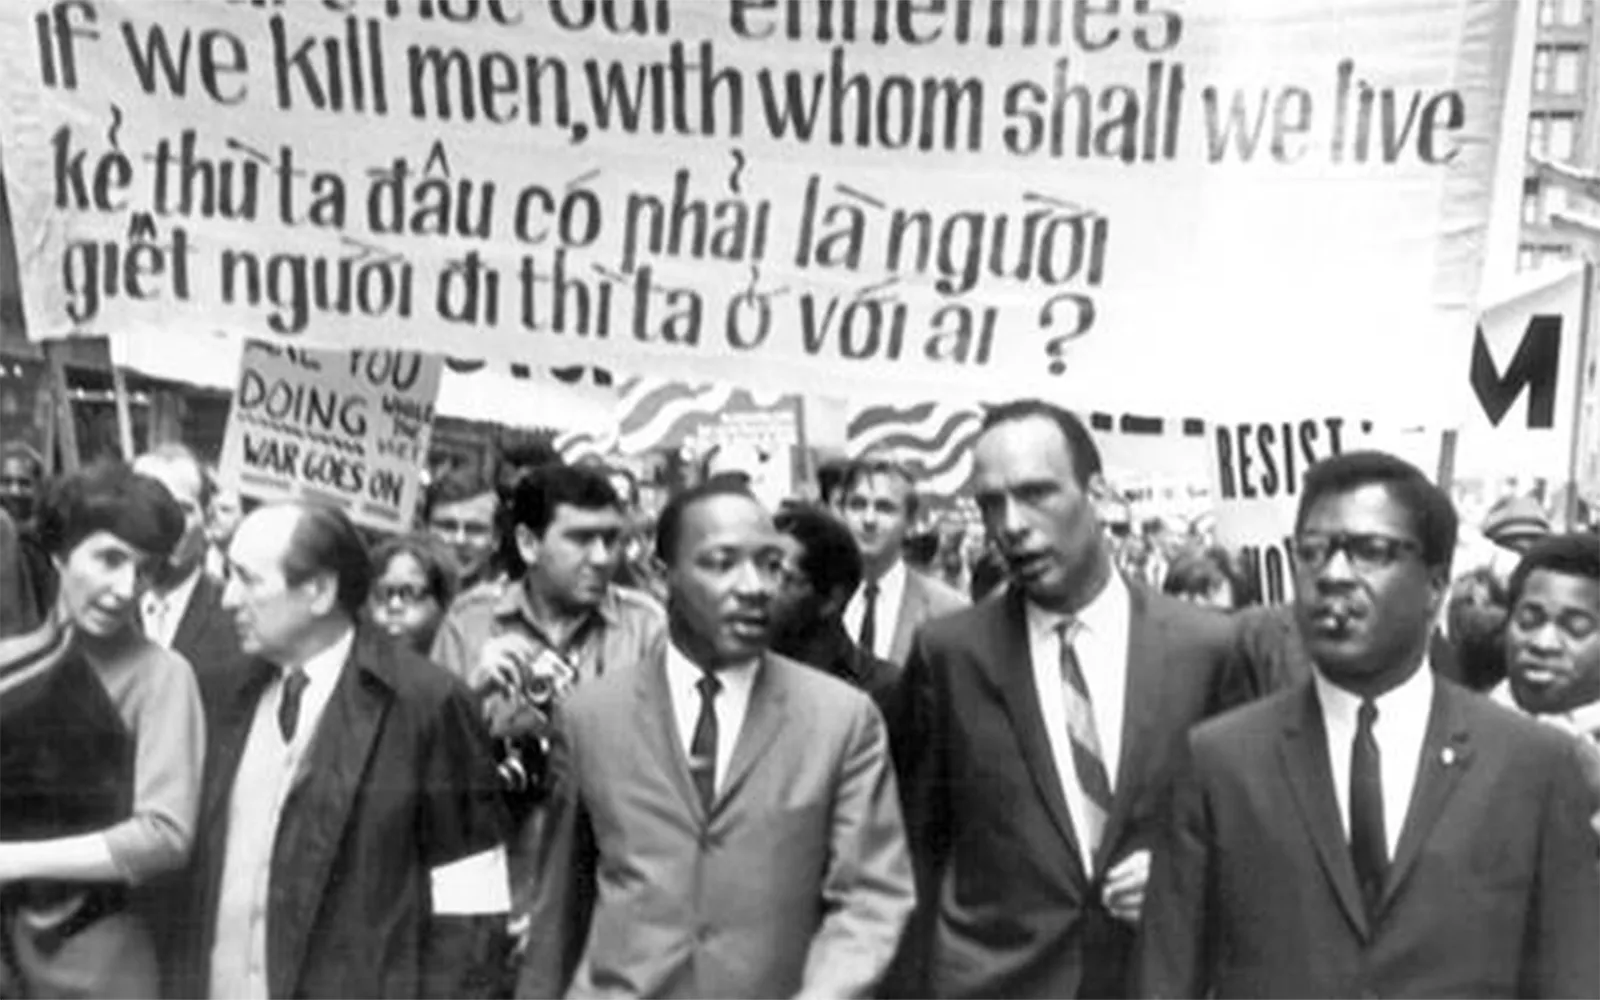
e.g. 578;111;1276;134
864;580;879;599
283;667;309;697
696;671;722;699
1358;698;1378;728
1056;619;1081;645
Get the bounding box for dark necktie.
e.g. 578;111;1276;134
688;671;722;811
858;580;880;655
1349;698;1387;916
278;668;310;742
1057;622;1113;861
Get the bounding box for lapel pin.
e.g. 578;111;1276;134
1440;747;1457;767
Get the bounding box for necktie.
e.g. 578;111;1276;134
858;580;880;655
688;670;722;811
1057;622;1113;862
278;668;310;742
1350;698;1387;916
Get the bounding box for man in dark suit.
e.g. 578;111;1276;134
886;400;1246;999
1139;452;1599;998
177;501;511;998
518;479;914;998
770;501;898;702
837;458;967;670
133;445;242;705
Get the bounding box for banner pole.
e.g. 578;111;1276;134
44;341;79;474
1564;258;1596;531
110;351;136;461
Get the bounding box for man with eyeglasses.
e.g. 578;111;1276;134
1140;451;1599;999
425;466;501;593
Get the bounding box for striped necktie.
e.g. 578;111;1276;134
1057;621;1113;862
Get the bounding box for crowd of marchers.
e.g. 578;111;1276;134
1;397;1597;1000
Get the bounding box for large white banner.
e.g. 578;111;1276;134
0;0;1517;419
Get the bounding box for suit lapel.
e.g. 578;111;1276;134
635;649;705;824
715;653;790;813
889;573;923;666
1380;681;1471;913
1096;585;1162;873
1276;683;1370;939
984;589;1087;880
269;635;391;997
199;659;275;833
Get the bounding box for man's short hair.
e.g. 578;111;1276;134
135;442;215;509
774;503;864;601
838;457;920;520
281;502;372;621
424;465;496;522
978;400;1103;488
509;464;620;539
1507;533;1600;608
1295;451;1458;573
655;475;757;566
35;461;184;560
0;442;44;482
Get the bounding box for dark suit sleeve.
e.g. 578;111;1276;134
516;706;598;999
878;631;950;998
1136;730;1211;1000
419;688;514;1000
1523;738;1600;999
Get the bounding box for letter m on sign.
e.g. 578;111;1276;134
1470;315;1561;429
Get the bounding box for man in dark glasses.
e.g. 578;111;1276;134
1140;450;1598;998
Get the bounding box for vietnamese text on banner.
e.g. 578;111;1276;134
0;0;1517;420
217;340;442;532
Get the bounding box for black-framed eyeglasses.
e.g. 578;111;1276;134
1290;532;1421;573
374;583;433;606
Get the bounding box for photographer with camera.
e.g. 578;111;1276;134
429;464;665;940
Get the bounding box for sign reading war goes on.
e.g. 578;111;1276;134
0;0;1515;418
218;341;442;533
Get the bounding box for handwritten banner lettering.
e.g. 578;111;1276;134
0;0;1517;419
218;339;442;531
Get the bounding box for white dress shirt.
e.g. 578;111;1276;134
1025;574;1132;872
844;558;907;661
1313;662;1434;860
210;627;354;1000
141;567;202;648
664;642;758;795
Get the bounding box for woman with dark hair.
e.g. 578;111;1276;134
366;533;458;654
0;463;206;998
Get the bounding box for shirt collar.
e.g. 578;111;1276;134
1024;571;1129;643
1491;679;1600;737
664;639;759;690
496;578;619;630
290;625;355;686
1313;657;1435;730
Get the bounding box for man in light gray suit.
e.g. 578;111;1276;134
837;458;967;669
517;478;915;999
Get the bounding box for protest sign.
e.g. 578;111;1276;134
0;0;1516;420
1454;261;1592;485
218;340;442;532
1208;417;1446;603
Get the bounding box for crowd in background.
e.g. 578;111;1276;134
0;409;1597;999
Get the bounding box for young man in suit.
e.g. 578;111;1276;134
837;458;966;669
1139;452;1599;998
179;502;511;998
133;445;242;706
885;400;1246;999
518;479;915;999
